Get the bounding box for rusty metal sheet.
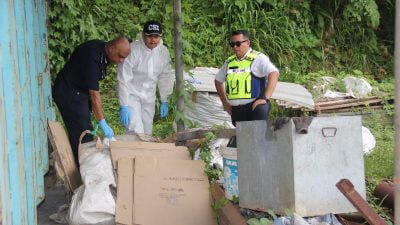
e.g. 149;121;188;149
373;180;394;210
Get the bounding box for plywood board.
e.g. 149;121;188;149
47;121;81;192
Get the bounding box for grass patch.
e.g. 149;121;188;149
363;111;394;181
362;110;394;224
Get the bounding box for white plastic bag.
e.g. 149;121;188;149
343;76;372;98
69;136;116;225
362;126;376;155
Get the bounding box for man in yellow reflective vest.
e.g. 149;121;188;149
215;30;279;126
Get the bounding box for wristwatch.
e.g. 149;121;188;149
258;95;269;102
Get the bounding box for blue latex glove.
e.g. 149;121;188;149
160;102;169;118
119;106;131;128
99;119;114;138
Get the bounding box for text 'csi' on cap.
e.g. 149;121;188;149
143;21;163;36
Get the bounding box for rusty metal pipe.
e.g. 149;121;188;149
336;179;387;225
373;181;394;210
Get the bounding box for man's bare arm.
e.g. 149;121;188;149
215;80;232;115
252;71;279;110
89;89;105;121
264;71;279;99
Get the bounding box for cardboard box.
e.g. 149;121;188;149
111;141;187;151
110;141;191;169
116;156;217;225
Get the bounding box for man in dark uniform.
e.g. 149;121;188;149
52;36;131;163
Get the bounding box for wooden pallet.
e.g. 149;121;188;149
309;96;384;114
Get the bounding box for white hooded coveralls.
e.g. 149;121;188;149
117;35;175;134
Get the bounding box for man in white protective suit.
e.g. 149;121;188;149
117;20;175;134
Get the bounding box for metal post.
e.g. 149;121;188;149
173;0;185;132
395;1;400;224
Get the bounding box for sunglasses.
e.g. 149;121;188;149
229;40;248;47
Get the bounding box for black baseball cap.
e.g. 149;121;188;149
143;20;163;36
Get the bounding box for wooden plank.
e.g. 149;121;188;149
316;96;381;107
316;99;383;111
317;105;383;115
175;128;236;142
47;121;82;192
316;97;348;103
210;184;247;225
115;158;134;225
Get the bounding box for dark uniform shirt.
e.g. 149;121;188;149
55;40;109;93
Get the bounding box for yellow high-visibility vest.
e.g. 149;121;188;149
225;50;264;100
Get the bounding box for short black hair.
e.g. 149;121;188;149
231;30;249;39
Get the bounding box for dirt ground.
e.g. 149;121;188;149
37;169;69;225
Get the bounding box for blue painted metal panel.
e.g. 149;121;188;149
32;0;47;202
0;0;52;224
0;3;10;222
0;0;29;224
24;0;43;207
38;0;54;178
31;0;46;204
14;0;37;223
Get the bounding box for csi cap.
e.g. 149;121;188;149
143;20;163;36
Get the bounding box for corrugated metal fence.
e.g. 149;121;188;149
0;0;54;224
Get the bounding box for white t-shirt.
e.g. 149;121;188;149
215;48;279;106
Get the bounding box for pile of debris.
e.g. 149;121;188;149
48;121;217;225
308;76;390;115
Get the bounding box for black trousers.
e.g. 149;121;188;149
231;100;271;126
52;78;93;164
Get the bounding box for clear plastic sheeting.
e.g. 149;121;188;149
185;92;234;128
69;140;116;225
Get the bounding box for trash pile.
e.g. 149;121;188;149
311;76;386;114
48;123;217;225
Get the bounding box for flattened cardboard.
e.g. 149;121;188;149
47;121;82;192
133;156;217;225
116;158;134;225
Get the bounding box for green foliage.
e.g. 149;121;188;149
366;180;394;224
246;209;280;225
247;218;271;225
363;112;394;180
343;0;380;29
212;197;229;224
48;0;394;81
198;132;222;182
